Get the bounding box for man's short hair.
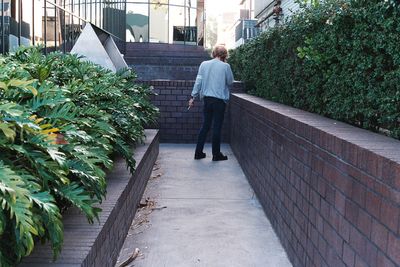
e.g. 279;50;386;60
212;45;228;61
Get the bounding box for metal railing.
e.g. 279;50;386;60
0;0;125;55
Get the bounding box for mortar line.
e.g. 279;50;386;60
156;197;256;201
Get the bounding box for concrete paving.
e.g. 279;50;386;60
116;144;292;267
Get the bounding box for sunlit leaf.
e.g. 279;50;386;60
7;79;35;88
0;123;16;141
0;81;8;90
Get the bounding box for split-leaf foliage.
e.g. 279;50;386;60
229;0;400;138
0;47;158;266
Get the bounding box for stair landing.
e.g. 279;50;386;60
124;43;210;80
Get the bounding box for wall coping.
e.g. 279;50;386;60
138;79;244;88
232;93;400;190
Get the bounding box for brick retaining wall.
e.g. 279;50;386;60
140;80;244;143
21;130;159;267
230;94;400;267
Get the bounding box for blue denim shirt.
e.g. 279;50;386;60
191;58;234;102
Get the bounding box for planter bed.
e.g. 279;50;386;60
20;130;159;267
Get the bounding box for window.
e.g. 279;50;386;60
126;3;148;42
149;1;168;43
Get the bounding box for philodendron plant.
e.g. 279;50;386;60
0;47;158;266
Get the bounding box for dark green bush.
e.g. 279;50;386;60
0;47;158;266
229;0;400;138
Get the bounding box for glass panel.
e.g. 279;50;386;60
72;0;80;18
55;1;65;51
93;0;99;26
34;0;44;46
97;0;102;28
169;0;184;6
103;2;114;35
192;0;197;8
186;4;196;26
149;2;167;43
185;7;196;44
169;6;183;44
21;0;33;46
66;0;84;47
126;3;148;42
186;0;196;8
196;0;204;45
103;0;124;38
9;0;19;52
67;0;75;47
64;7;73;51
1;0;11;52
88;0;93;22
44;1;57;51
81;0;86;20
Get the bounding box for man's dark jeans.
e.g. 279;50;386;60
195;96;226;156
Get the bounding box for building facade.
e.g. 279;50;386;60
234;19;259;48
229;0;259;48
0;0;205;54
254;0;299;30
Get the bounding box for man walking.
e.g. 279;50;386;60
188;45;234;161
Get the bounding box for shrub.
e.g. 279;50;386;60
0;47;158;266
229;0;400;138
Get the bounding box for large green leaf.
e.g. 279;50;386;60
57;183;101;224
0;162;38;257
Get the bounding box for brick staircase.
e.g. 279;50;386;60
124;43;211;80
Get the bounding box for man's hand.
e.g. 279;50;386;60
188;98;194;109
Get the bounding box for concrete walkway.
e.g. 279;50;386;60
116;144;292;267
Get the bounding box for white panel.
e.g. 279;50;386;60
104;37;129;71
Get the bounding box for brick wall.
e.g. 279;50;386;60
140;80;244;143
126;43;210;80
21;130;159;267
230;94;400;267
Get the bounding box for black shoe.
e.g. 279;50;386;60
194;152;206;160
212;153;228;161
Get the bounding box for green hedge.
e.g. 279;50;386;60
0;47;158;266
229;0;400;138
